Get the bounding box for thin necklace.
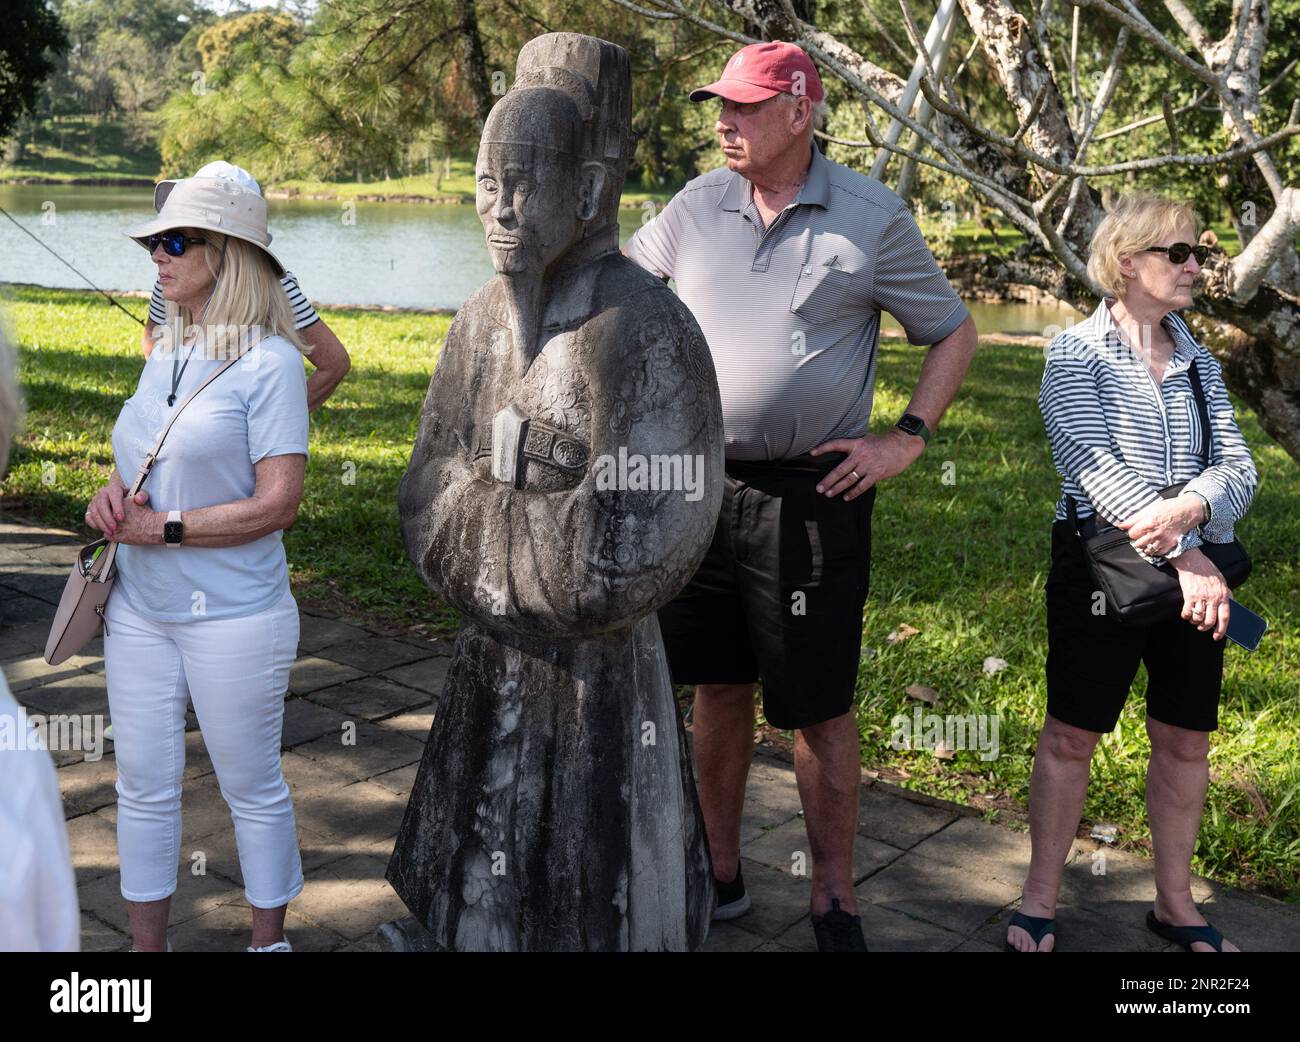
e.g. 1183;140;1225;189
167;293;213;407
168;341;197;407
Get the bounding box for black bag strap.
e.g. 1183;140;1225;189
1186;358;1213;468
1066;492;1081;533
1068;354;1214;537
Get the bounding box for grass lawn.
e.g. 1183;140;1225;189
3;283;1297;902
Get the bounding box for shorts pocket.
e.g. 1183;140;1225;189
784;491;867;590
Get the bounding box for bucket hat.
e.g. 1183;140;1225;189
124;174;285;276
153;160;263;211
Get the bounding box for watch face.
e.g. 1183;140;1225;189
164;521;183;544
897;415;923;435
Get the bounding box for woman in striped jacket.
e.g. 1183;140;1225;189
1007;191;1258;953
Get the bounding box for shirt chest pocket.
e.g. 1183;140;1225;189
790;262;854;324
1181;393;1206;458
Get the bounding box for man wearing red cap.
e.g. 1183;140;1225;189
625;40;979;951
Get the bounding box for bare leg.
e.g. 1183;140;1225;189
1008;713;1102;951
126;896;171;951
794;711;860;915
692;683;756;881
1146;716;1238;951
250;904;289;948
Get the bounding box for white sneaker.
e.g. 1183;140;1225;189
246;938;292;952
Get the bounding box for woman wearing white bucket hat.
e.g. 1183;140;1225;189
140;161;350;411
82;173;313;952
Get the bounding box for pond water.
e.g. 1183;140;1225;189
0;184;1080;333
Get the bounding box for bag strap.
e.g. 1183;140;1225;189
1069;356;1212;541
1186;358;1213;468
87;350;247;576
125;350;247;497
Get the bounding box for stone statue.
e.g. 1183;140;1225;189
384;32;724;951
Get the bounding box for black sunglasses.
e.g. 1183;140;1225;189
144;230;207;257
1144;242;1209;265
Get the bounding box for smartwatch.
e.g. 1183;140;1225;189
164;510;184;547
895;412;932;444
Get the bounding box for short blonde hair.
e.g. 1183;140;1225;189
1087;190;1202;299
159;231;310;358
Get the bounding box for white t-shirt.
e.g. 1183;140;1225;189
110;335;310;622
149;271;319;330
0;672;80;951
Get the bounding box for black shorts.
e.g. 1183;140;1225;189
1045;520;1225;733
657;454;875;730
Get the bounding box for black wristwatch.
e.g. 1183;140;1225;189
164;510;184;547
895;412;931;444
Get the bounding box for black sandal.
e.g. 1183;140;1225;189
1005;910;1056;952
1146;909;1226;951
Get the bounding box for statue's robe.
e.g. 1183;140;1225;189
388;244;724;951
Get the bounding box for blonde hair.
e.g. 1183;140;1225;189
161;232;310;358
0;320;24;477
1087;190;1202;299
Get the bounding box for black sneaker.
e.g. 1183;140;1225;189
712;863;751;921
811;899;868;951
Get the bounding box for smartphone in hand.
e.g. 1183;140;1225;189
1226;599;1268;651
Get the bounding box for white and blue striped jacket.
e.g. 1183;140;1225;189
1038;297;1257;562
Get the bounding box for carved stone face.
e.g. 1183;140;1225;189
475;141;583;277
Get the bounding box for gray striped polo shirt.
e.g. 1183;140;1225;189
625;143;969;460
1038;297;1257;562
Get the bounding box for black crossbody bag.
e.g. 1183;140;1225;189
1066;361;1251;626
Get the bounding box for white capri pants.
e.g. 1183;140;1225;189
102;586;303;908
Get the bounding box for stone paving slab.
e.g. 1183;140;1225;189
297;616;372;654
857;785;961;848
0;621;50;661
280;698;354;749
26;672;111;724
375;706;436;743
5;514;1300;952
288;656;367;696
3;652;104;694
369;763;418;799
316;637;433;673
379;656;450;696
307;676;433;721
291;721;425;783
858;851;1024;935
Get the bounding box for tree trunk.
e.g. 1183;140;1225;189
455;0;493;130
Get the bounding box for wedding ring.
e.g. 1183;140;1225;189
850;469;860;481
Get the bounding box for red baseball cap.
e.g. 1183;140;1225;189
689;41;825;105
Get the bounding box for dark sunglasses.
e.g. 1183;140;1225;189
144;230;207;257
1144;242;1209;265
